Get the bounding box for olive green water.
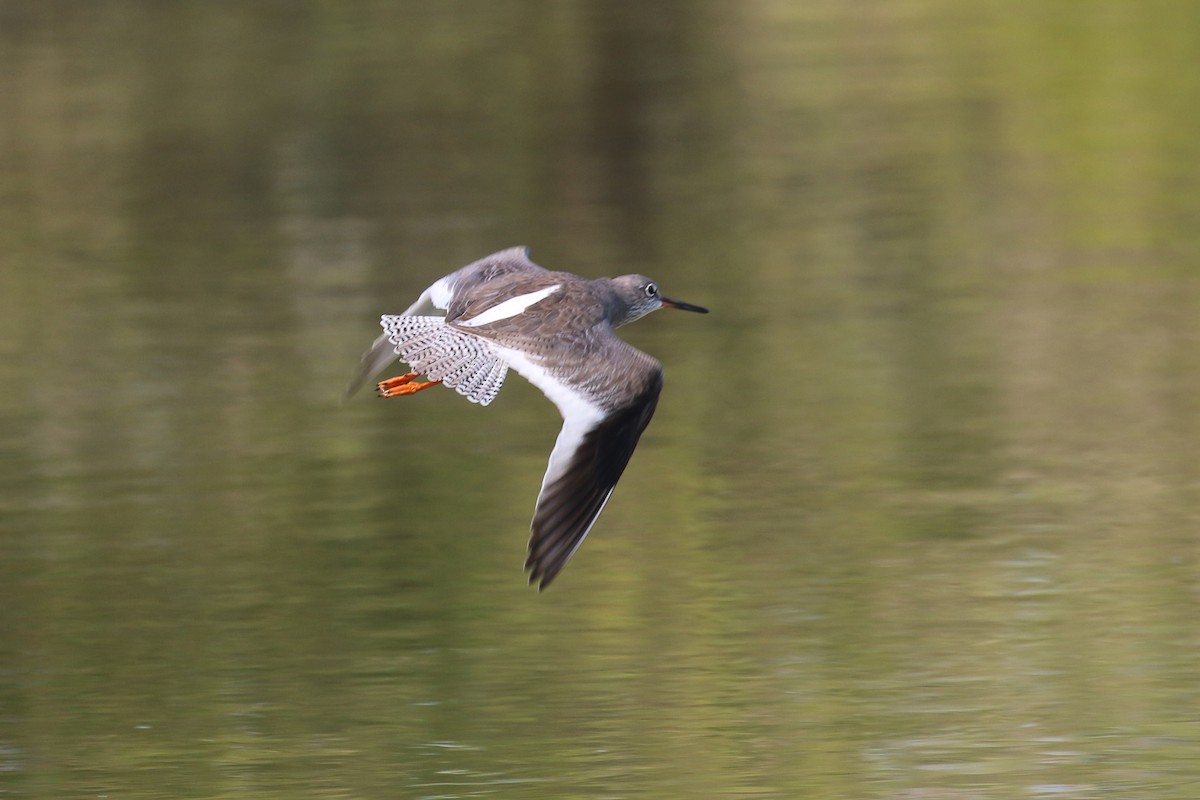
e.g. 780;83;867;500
3;3;1200;798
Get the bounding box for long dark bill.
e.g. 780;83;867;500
661;297;709;314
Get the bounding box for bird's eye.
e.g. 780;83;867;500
645;283;659;297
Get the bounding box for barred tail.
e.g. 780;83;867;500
380;315;509;406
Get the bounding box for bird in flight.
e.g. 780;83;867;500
347;247;708;589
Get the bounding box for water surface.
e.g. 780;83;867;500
2;3;1199;798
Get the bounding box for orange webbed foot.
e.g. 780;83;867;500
377;372;443;398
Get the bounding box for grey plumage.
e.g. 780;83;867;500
347;247;707;588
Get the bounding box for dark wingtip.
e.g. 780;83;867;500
525;561;555;591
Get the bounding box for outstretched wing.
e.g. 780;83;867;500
523;361;663;589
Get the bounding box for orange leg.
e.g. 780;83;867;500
376;372;442;398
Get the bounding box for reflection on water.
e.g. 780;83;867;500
2;2;1199;798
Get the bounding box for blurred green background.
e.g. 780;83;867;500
2;2;1199;798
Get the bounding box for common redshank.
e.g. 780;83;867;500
347;247;708;589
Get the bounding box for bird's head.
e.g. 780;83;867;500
609;275;709;326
